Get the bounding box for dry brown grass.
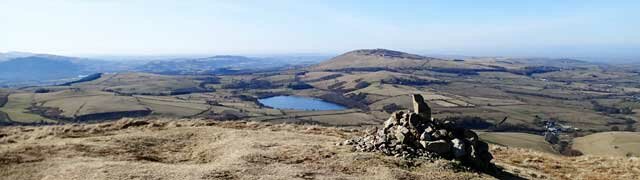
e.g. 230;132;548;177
478;132;557;154
573;131;640;157
0;119;490;180
0;119;638;180
491;146;640;180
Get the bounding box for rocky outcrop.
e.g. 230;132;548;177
343;94;496;172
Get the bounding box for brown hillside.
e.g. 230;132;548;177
311;49;492;71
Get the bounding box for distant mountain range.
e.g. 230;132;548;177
135;55;328;75
0;52;330;86
136;55;264;74
0;49;626;87
0;56;82;81
0;51;37;61
0;53;144;86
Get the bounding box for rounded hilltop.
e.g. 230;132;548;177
311;48;496;71
346;48;430;60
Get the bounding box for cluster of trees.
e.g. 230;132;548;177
196;76;221;89
609;118;637;132
221;79;275;89
591;101;634;114
206;110;245;121
380;76;447;86
0;111;10;123
428;67;483;75
0;93;9;108
169;87;214;95
59;73;102;86
34;88;51;93
286;82;313;90
0;119;59;126
509;66;561;76
354;81;371;89
554;141;583;156
382;103;401;113
442;116;494;129
489;123;544;133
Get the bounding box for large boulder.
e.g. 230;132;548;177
420;140;450;154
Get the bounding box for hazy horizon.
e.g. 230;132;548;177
1;0;639;60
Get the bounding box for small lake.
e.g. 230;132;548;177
258;96;347;111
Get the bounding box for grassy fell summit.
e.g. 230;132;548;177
1;118;638;180
311;48;493;71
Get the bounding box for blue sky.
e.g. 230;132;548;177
1;0;639;59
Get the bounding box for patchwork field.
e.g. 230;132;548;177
0;93;53;123
306;71;442;91
76;73;210;95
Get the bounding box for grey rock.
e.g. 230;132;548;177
395;126;409;144
393;111;405;119
464;129;478;143
420;140;451;154
363;136;373;142
431;132;442;140
425;126;435;133
377;129;387;138
443;120;454;128
439;129;450;138
420;131;434;141
384;113;400;129
397;126;409;134
432;129;448;139
399;115;409;126
412;94;431;117
343;139;353;145
451;138;466;158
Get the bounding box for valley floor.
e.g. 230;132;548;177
1;119;638;180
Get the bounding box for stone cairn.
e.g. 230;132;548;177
344;94;495;171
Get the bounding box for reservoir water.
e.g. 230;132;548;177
258;96;347;111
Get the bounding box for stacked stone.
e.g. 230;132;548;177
344;94;495;171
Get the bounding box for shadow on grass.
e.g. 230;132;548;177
485;165;528;180
492;171;528;180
